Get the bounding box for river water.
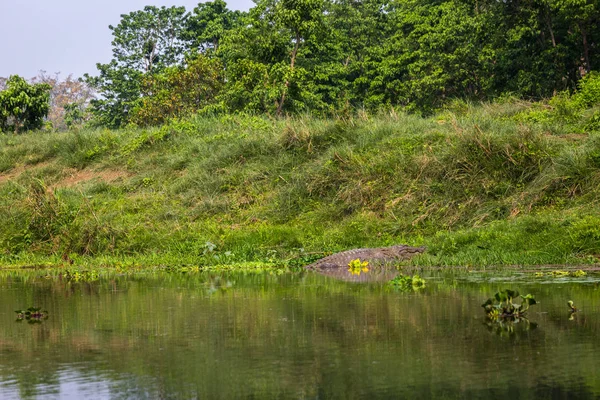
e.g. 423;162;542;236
0;268;599;399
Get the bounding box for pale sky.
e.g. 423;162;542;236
0;0;253;80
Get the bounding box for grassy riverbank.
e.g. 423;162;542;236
1;100;600;269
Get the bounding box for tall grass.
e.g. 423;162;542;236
1;104;599;267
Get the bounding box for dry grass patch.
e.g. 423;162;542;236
49;168;130;190
0;161;52;184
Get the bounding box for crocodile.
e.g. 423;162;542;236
305;245;426;270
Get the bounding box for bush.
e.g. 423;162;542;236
0;76;51;133
574;73;600;109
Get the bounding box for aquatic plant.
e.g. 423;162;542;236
481;290;537;320
63;269;100;281
534;270;588;278
348;259;369;275
388;274;426;291
15;307;48;323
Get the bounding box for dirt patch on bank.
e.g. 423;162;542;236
0;163;129;189
0;162;52;184
49;168;129;190
0;168;22;184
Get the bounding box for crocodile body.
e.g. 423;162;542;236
305;245;425;269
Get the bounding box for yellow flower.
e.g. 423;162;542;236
348;259;369;275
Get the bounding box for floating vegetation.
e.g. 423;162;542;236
15;307;48;323
388;274;426;291
533;270;587;278
482;289;537;320
63;269;100;282
348;259;369;276
482;290;538;337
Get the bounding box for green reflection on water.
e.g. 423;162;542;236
0;270;600;399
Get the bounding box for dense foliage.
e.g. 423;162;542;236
80;0;600;127
0;76;51;133
130;55;223;126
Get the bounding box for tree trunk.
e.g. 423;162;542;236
579;22;591;72
276;32;300;116
544;6;556;48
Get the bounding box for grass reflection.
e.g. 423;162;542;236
0;270;600;399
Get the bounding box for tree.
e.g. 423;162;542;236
64;102;88;129
364;0;492;112
273;0;326;114
85;6;188;128
85;62;143;128
108;5;189;73
477;0;574;98
185;0;245;53
218;2;292;115
130;54;224;126
218;0;327;115
81;0;600;121
555;0;600;74
31;71;95;130
317;0;392;111
0;75;51;133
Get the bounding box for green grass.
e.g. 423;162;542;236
1;104;600;268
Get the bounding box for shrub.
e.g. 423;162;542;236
574;73;600;109
0;76;51;133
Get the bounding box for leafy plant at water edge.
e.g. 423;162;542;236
284;250;328;267
482;289;537;320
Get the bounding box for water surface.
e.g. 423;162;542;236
1;269;599;399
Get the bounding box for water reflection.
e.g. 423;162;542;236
484;317;539;339
309;265;400;282
0;271;599;399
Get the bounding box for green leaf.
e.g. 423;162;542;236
526;298;537;306
495;291;508;302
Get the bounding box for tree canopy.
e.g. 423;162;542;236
81;0;600;127
0;75;51;133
